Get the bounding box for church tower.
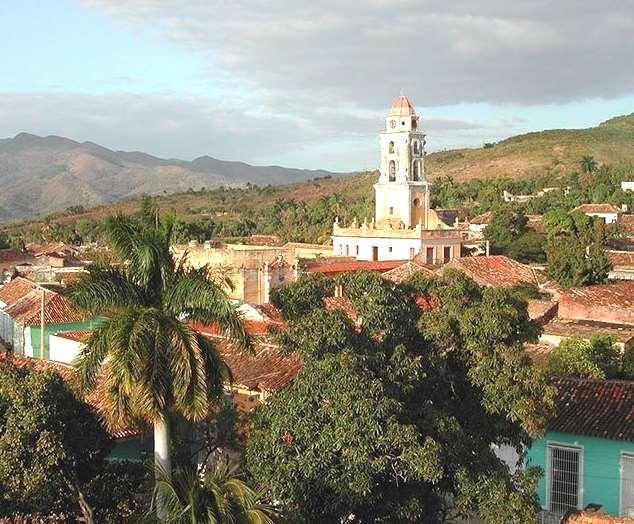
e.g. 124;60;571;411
374;95;430;229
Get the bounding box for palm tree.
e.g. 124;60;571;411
151;457;276;523
69;212;250;517
580;155;598;175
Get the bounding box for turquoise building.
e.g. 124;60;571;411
526;378;634;518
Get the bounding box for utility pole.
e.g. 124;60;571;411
40;288;45;360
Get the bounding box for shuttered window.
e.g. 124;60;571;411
622;453;634;517
548;444;582;514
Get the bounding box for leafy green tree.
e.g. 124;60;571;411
69;212;250;518
248;271;553;523
483;207;528;254
269;273;334;322
150;458;275;523
548;335;621;379
580;155;598;175
0;361;110;521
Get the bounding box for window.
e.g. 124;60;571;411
426;247;434;264
389;160;396;182
389;206;394;215
548;444;582;515
388;246;393;253
409;247;415;259
443;246;451;263
413;161;419;181
389;141;394;154
345;245;349;256
622;453;634;517
355;245;359;255
413;141;420;155
413;198;421;207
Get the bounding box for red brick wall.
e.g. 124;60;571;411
559;294;634;326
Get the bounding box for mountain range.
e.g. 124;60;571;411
0;133;339;222
2;113;634;223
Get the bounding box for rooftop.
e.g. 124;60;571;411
389;95;416;117
549;377;634;441
542;317;634;344
216;342;301;393
526;299;558;324
607;250;634;268
381;260;436;284
574;203;621;214
53;329;91;342
0;276;38;306
469;211;492;225
4;289;85;326
301;258;405;275
563;281;634;311
443;255;541;288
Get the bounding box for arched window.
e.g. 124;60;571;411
389;141;394;154
413;141;420;155
389;160;396;182
412;161;419;181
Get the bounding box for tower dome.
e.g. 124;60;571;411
389;95;416;117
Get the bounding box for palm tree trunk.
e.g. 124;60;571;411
154;415;172;520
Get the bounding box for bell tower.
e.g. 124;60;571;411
374;95;429;229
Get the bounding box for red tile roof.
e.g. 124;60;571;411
53;329;91;342
191;319;280;337
4;289;85;326
575;203;621;214
549;378;634;441
216;341;301;393
607;250;634;268
381;261;436;283
563;281;634;310
0;277;38;306
302;259;406;275
469;211;492;225
443;255;540;288
526;299;558;325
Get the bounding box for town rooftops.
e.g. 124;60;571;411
563;280;634;311
216;341;301;394
381;260;436;284
469;211;492;225
4;289;85;326
574;203;621;214
607;250;634;268
301;258;405;275
442;255;541;288
549;378;634;442
541;317;634;347
0;276;38;306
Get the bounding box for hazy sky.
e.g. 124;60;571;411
2;0;634;171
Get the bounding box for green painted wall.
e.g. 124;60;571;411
527;431;634;515
28;318;100;359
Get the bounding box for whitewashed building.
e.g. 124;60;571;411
332;96;462;263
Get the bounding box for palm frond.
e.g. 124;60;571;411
164;267;252;353
69;264;145;315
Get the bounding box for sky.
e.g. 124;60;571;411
2;0;634;171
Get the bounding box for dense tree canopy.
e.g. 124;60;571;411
548;335;629;380
247;270;554;523
0;361;146;522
